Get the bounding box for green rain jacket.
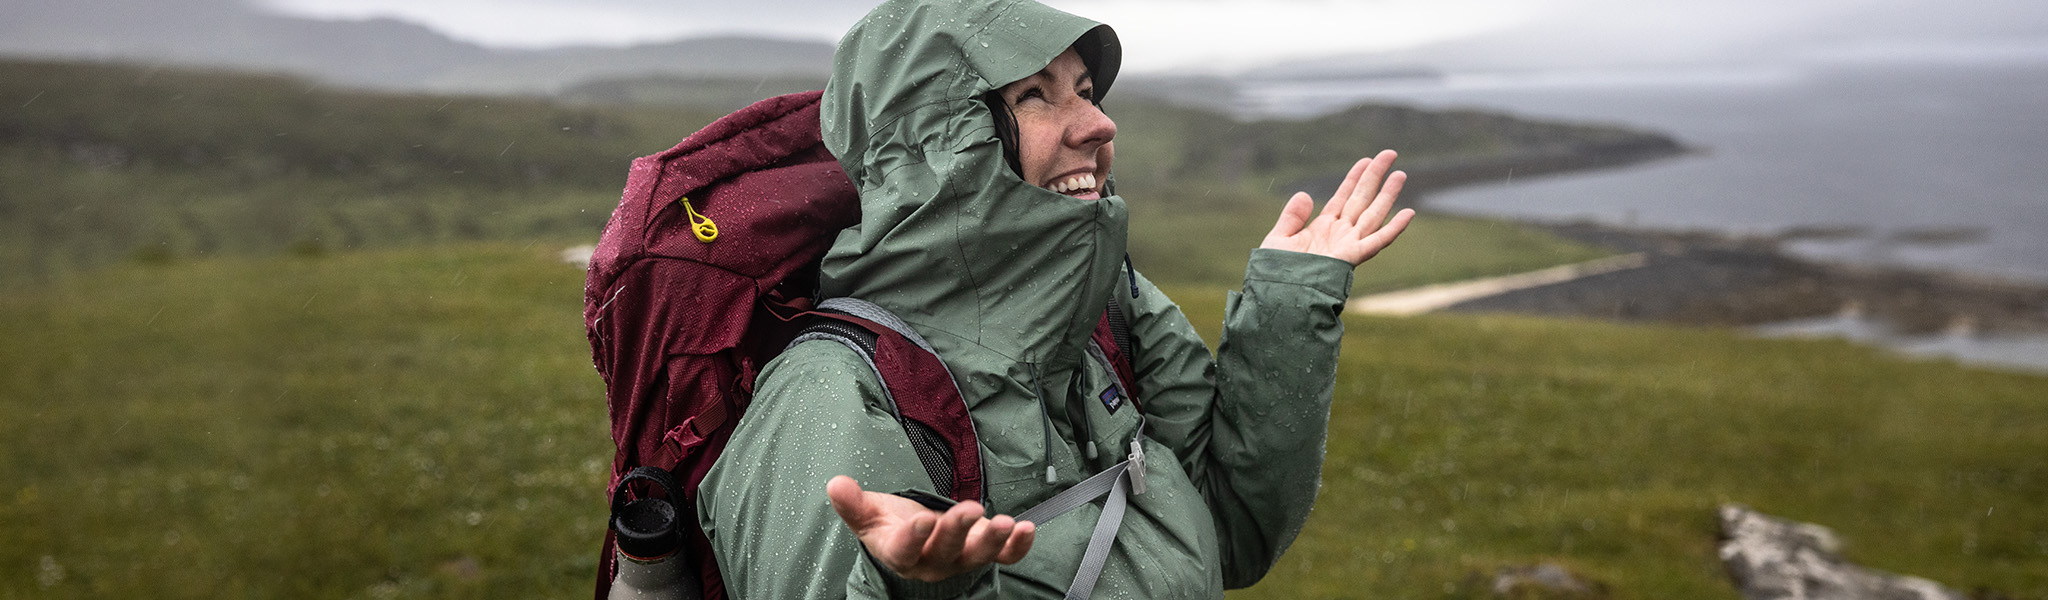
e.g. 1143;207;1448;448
696;0;1357;597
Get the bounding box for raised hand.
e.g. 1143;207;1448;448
1261;149;1416;266
825;475;1036;582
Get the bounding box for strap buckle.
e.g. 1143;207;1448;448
1126;438;1146;496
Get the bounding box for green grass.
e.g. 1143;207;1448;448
1158;289;2048;600
0;245;611;599
5;246;2044;599
0;147;622;282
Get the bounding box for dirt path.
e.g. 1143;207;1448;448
1350;253;1648;316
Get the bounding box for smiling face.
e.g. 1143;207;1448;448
996;48;1116;200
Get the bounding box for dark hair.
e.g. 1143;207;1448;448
980;89;1024;178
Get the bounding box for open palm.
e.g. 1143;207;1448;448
1261;149;1415;266
826;476;1035;582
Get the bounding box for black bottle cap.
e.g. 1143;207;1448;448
612;498;679;559
609;466;685;560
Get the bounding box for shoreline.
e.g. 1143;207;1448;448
1433;220;2048;338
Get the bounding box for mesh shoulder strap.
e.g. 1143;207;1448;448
789;298;983;502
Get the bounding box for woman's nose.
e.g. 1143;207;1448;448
1065;102;1117;150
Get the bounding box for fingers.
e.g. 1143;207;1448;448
1349;208;1416;265
1353;170;1407;236
958;514;1015;567
995;520;1036;564
1339;150;1398;225
882;512;937;569
1323;155;1377;221
920;501;982;565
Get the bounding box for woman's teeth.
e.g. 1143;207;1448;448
1049;173;1096;195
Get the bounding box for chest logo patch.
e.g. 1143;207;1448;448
1099;386;1124;414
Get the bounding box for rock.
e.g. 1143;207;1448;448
561;244;595;269
1718;504;1969;600
1492;562;1605;599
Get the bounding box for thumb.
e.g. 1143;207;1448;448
826;475;874;532
1266;192;1314;241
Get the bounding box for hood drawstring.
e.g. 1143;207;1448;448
1031;361;1104;485
1031;363;1058;484
1070;380;1099;461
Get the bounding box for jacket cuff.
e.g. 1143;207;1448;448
1243;248;1355;300
856;549;991;599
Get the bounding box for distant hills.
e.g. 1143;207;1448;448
0;0;1378;114
0;0;834;94
0;0;1427;106
0;58;1679;285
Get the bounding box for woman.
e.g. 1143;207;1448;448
695;0;1413;597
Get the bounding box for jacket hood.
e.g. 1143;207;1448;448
819;0;1126;372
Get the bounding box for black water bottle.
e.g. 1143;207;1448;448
609;466;698;600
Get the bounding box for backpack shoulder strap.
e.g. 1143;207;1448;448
790;298;984;503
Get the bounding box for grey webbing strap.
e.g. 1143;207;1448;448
817;297;941;354
1013;436;1146;600
1065;472;1128;600
1013;459;1127;525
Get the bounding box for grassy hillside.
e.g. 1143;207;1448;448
3;245;2043;599
3;58;1656;293
562;74;1685;198
0;59;717;286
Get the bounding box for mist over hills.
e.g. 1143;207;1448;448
0;0;1293;109
0;0;833;94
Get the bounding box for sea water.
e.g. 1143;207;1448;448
1234;55;2048;372
1238;56;2048;283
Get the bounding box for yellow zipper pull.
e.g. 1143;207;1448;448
680;197;718;243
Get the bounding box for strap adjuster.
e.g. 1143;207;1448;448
1126;438;1146;496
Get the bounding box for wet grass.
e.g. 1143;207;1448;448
4;245;2043;598
1161;288;2048;600
0;244;612;599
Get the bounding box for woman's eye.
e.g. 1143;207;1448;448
1017;88;1045;102
1078;88;1094;102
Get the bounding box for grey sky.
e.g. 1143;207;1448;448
254;0;2048;73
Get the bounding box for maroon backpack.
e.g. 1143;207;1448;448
582;91;1139;599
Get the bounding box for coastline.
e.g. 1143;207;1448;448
1378;125;2048;342
1434;221;2048;337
